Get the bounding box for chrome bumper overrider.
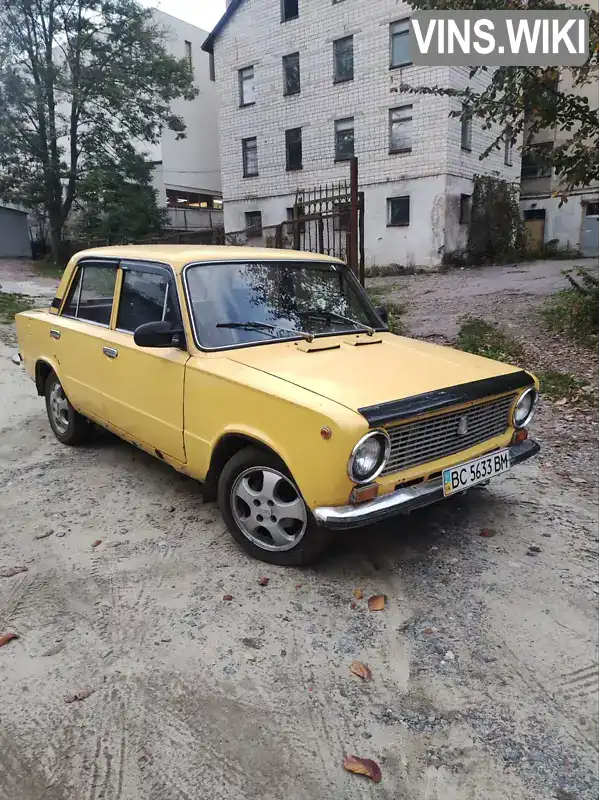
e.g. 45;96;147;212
314;439;540;530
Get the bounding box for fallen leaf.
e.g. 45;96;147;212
91;539;102;548
223;594;233;601
480;528;497;538
350;601;357;610
350;661;372;681
343;755;382;783
0;632;18;648
555;398;568;406
368;595;385;611
0;566;28;578
295;583;302;589
423;627;434;635
34;530;53;540
41;643;64;657
353;588;364;600
258;577;269;586
64;687;95;703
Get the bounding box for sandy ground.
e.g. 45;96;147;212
1;258;598;800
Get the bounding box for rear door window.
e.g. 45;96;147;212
116;268;179;333
62;263;118;326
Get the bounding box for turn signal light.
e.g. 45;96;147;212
512;428;528;444
350;483;379;504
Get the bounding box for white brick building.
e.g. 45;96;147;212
203;0;520;267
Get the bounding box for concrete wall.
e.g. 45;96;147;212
520;190;599;250
0;207;31;258
211;0;520;265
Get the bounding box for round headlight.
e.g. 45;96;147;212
348;431;391;484
513;387;537;429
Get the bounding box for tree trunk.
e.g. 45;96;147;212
48;218;64;265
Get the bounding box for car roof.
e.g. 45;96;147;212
74;245;345;272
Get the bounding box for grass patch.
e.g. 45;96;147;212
0;292;34;324
537;370;597;405
455;317;524;363
368;292;406;335
542;285;599;352
31;258;65;279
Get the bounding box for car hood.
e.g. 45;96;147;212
226;332;523;414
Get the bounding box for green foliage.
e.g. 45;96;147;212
73;155;168;244
402;0;599;195
537;370;597;405
542;267;599;349
0;292;34;323
456;317;524;363
468;175;526;264
0;0;196;261
368;292;406;335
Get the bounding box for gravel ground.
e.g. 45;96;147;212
0;258;598;800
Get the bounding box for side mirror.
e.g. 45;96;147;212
134;320;185;349
375;306;388;325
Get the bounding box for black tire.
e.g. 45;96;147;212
44;373;92;446
217;446;333;566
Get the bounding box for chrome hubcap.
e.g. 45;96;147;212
231;467;307;552
49;382;69;434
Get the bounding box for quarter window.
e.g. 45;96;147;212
333;35;354;83
389;105;413;152
335;117;354;161
117;269;178;333
62;263;117;325
239;66;256;106
390;20;411;68
387;196;410;227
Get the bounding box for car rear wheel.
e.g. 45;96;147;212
217;447;333;565
45;373;92;445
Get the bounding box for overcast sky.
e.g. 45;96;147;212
139;0;226;32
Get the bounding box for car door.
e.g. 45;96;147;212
97;260;188;463
55;259;120;420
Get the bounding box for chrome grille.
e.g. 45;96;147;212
381;394;514;477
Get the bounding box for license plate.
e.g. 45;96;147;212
443;449;511;496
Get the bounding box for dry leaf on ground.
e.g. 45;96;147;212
0;566;28;578
353;588;364;600
64;687;95;703
343;755;382;783
91;539;102;548
0;632;18;648
480;528;497;538
350;661;372;681
258;577;269;586
367;595;385;611
223;594;233;601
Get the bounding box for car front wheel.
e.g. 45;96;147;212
217;447;332;565
45;373;92;445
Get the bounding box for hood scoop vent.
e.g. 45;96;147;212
294;340;341;353
343;335;383;347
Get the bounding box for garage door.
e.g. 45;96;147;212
581;202;599;258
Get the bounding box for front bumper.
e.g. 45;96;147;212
314;438;540;530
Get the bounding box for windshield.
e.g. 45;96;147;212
185;260;385;349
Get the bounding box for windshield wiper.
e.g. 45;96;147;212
216;321;314;342
299;310;375;336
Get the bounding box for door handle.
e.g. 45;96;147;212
50;329;61;340
102;347;118;359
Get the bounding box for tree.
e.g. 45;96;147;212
0;0;197;261
402;0;599;196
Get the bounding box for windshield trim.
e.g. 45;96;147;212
181;258;388;353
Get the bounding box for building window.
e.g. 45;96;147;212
586;202;599;216
333;35;354;83
390;20;411;68
209;52;215;82
504;127;513;166
521;143;552;179
461;105;473;151
334;117;354;161
245;211;263;237
387;196;410;227
281;0;298;22
283;52;300;95
184;40;192;69
239;66;256;107
285;127;303;171
242;137;258;177
389;105;413;153
459;194;472;225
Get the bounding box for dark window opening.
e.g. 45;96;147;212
387;196;410;227
335;117;354;161
283;52;300;95
459;194;472;225
333;202;350;231
245;211;263;237
333;35;354;83
166;189;217;209
523;208;546;220
281;0;299;22
585;202;599;216
184;40;192;69
521;143;552;179
242;137;258;177
285;127;303;171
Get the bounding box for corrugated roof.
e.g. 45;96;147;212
202;0;244;53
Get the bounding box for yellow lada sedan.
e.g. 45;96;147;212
14;246;540;565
